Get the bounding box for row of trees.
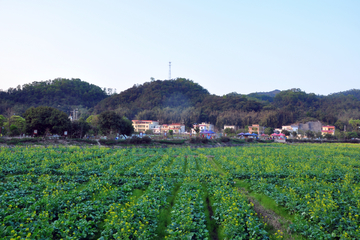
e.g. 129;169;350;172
1;104;359;140
0;107;134;138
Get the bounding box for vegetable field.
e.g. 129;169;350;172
1;143;359;239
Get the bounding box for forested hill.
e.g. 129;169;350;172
93;78;264;120
246;90;281;102
329;89;360;101
93;78;211;114
2;77;360;130
0;78;108;115
94;79;360;130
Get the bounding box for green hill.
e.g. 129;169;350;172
329;89;360;101
94;78;210;113
1;77;360;130
93;78;264;126
0;78;108;116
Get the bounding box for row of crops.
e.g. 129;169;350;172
1;143;359;239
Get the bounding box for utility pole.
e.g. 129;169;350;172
169;62;171;80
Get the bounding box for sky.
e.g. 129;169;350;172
1;0;359;96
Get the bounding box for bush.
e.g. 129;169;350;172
188;137;210;144
128;136;152;144
99;139;118;146
189;137;204;144
9;125;20;136
201;138;209;144
246;138;254;142
141;136;152;144
323;133;336;140
71;138;98;144
6;138;40;145
99;136;152;145
257;139;274;143
231;139;246;144
220;137;230;142
346;131;358;139
156;139;185;145
129;136;141;144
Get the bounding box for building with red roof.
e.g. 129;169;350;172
321;125;335;136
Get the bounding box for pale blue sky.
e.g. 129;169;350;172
1;1;359;95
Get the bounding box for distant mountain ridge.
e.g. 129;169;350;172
92;79;360;129
1;78;360;130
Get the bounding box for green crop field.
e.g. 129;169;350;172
1;143;359;239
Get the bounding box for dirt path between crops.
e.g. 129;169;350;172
206;156;294;239
237;187;294;239
206;196;219;240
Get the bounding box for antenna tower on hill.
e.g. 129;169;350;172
169;62;171;80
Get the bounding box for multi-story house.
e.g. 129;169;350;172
153;123;185;134
321;125;335;136
282;125;299;133
274;128;282;134
224;125;238;131
248;124;265;135
192;122;215;134
131;120;159;133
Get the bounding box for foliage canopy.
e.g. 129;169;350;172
24;106;71;136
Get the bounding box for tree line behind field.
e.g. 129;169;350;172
1;78;360;138
0;107;134;138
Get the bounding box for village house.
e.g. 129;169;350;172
131;120;159;133
223;125;238;131
191;122;215;134
274;128;282;134
321;125;335;136
248;124;265;135
153;123;185;134
281;125;299;133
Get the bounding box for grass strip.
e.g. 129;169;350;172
210;157;304;239
201;183;220;240
207;157;227;176
183;156;188;174
156;182;182;239
235;180;306;240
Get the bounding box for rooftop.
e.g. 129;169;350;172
132;120;158;123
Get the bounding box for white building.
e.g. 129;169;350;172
224;125;238;131
282;125;299;133
153;123;186;134
131;120;159;133
191;122;215;134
